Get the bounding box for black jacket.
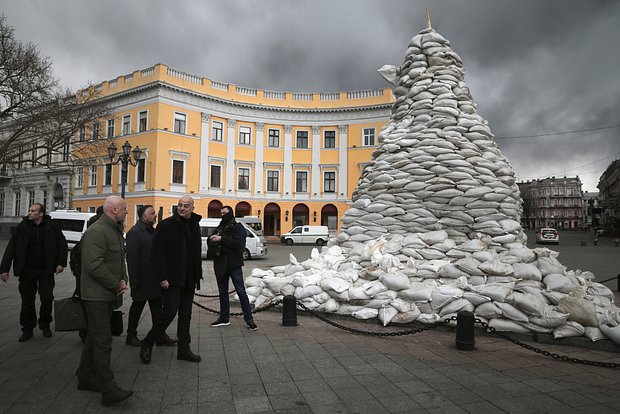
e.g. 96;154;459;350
151;211;202;289
0;215;68;277
209;219;246;275
126;220;161;301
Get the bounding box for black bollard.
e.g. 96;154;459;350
282;295;298;327
617;274;620;293
455;310;475;351
594;238;598;246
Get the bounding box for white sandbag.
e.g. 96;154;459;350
281;284;296;296
507;247;536;263
438;264;469;279
419;230;449;245
537;256;565;276
541;290;567;305
488;318;529;332
506;291;545;316
599;323;620;345
468;276;487;286
319;299;340;313
543;274;578;294
399;282;435;301
284;264;305;276
463;291;491;306
469;282;515;302
312;292;331;304
246;286;262;297
553;321;585;339
475;302;503;319
557;293;598;327
418;260;451;273
391;298;417;313
583;326;607;342
587;282;615;301
511;263;542;281
250;268;274;278
455;257;484;275
494;302;529;323
326;289;350;302
335;304;364;315
391;308;422;324
244;276;264;287
295;285;324;299
292;273;323;288
363;280;389;296
320;278;351;293
349;286;371;300
418;313;441;324
263;276;294;293
254;295;273;309
440;298;474;316
352;307;379;320
472;250;495;262
380;272;411;291
479;260;513;276
378;306;399;326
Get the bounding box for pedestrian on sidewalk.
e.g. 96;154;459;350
0;203;67;342
76;195;133;406
140;195;203;364
125;204;176;347
208;205;257;331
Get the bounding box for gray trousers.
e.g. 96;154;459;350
78;300;116;392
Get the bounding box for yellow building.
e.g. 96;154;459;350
71;64;393;237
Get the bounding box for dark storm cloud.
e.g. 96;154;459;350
1;0;618;190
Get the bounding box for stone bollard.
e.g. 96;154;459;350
455;310;475;351
282;295;298;327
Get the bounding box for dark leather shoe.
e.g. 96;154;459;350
125;336;142;347
156;335;177;346
140;343;152;364
77;380;101;392
18;331;33;342
42;328;52;338
177;349;201;362
102;387;133;406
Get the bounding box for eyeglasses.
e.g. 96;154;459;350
177;203;191;209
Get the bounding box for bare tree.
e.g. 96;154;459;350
0;15;111;172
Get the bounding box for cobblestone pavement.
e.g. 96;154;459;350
0;260;619;413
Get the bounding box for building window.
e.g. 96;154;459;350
210;165;221;188
31;144;37;167
76;167;84;188
267;170;279;192
122;115;131;135
138;111;148;132
89;165;98;187
172;160;184;184
17;145;23;169
296;131;309;148
104;163;112;186
296;171;308;193
89;206;96;213
324;131;336;148
363;128;375;146
46;142;52;164
28;190;35;208
63;137;70;162
0;192;5;216
324;171;336;193
78;125;86;142
212;121;223;141
174;112;186;134
14;192;21;216
239;126;251;145
107;119;115;138
92;122;100;140
42;190;48;210
136;159;145;183
238;168;250;190
268;129;280;147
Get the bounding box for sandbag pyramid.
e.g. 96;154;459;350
244;27;620;345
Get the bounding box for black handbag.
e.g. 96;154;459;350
54;297;87;331
110;310;123;336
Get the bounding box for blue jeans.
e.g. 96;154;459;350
216;267;253;323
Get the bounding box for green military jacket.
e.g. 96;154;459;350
80;213;128;302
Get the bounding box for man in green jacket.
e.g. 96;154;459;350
76;195;133;406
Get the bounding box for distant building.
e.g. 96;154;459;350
518;176;582;229
597;160;620;235
581;191;601;229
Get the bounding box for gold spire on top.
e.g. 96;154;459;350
426;8;432;29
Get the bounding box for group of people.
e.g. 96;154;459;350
0;195;258;407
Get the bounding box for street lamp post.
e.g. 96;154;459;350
108;141;142;199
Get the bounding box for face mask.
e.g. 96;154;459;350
221;210;234;223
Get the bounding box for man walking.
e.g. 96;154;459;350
208;205;257;331
140;195;202;364
77;195;133;406
125;204;176;347
0;203;67;341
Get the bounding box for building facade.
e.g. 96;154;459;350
69;64;394;236
597;160;620;235
518;176;583;229
581;191;601;230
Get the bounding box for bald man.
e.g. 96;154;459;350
77;196;133;406
140;196;203;364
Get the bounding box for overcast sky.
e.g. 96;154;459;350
2;0;619;192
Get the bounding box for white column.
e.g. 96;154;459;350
283;125;293;196
199;113;210;192
338;125;348;200
254;123;265;196
311;126;321;196
225;119;236;192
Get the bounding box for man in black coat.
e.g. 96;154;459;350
125;204;176;347
208;205;257;331
140;196;203;364
0;203;68;341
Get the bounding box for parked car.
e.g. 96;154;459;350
238;215;263;236
536;228;559;245
199;218;267;260
49;210;96;249
280;225;329;246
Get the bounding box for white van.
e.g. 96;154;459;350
280;225;329;246
49;210;96;249
199;218;267;260
238;216;263;236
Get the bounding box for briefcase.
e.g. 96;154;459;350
54;297;87;331
110;310;123;336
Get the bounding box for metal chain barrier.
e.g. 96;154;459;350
192;298;282;316
475;318;619;369
597;275;618;284
195;289;235;299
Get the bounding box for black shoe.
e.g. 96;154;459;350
102;387;133;406
79;330;87;343
18;331;33;342
156;335;177;346
42;328;52;338
140;343;152;364
77;380;101;392
210;318;230;327
247;321;258;331
125;336;142;347
177;349;201;362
